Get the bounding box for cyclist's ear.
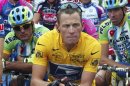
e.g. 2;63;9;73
55;22;60;33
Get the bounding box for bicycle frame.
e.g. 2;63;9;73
98;65;130;86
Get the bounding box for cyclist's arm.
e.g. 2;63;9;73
3;53;32;73
31;64;49;86
4;61;32;73
80;71;96;86
0;38;3;83
100;43;129;68
33;13;41;24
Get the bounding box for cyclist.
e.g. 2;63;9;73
0;0;32;36
33;0;61;30
60;1;98;39
78;0;107;37
96;0;130;86
31;2;101;86
1;6;49;86
0;0;32;82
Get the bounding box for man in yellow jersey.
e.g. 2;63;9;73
31;2;101;86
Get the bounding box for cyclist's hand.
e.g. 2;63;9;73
0;79;2;84
59;83;65;86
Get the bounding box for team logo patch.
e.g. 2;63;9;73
0;24;4;31
90;59;99;66
36;51;43;58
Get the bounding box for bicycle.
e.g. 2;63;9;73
9;71;31;86
98;64;130;86
47;77;79;86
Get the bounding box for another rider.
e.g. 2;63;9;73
0;0;32;82
78;0;107;35
31;2;101;86
2;6;49;86
33;0;61;30
96;0;130;86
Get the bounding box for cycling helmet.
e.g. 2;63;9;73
8;6;33;26
102;0;128;9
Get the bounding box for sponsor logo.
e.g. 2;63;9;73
37;42;45;46
91;51;99;55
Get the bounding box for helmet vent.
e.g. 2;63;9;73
13;17;15;21
28;12;30;17
22;14;24;19
16;8;19;12
12;11;14;14
17;15;20;21
22;8;25;12
120;0;123;3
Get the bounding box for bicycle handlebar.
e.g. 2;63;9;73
98;64;130;72
98;64;130;86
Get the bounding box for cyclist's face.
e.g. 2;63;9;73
13;22;33;42
48;0;56;3
56;12;83;46
107;8;124;26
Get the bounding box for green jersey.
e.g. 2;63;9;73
3;24;49;62
99;12;130;63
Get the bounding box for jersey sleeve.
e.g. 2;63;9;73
20;0;33;10
3;32;16;54
98;19;110;44
33;2;43;13
83;41;101;73
33;24;50;39
33;33;50;66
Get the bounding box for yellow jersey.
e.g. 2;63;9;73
33;29;101;85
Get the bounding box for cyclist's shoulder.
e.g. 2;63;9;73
0;0;8;12
33;24;50;38
38;29;57;40
4;31;17;44
100;19;111;28
5;31;15;38
34;24;50;32
81;32;99;44
125;12;130;21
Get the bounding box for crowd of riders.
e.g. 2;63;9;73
0;0;130;86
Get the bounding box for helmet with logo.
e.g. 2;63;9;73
8;6;33;26
102;0;128;10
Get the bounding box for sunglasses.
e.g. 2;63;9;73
60;2;82;12
13;22;32;31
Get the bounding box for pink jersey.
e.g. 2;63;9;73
82;18;98;39
0;0;32;12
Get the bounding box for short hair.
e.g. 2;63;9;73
57;3;82;23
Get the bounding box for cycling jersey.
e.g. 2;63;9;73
3;24;49;62
78;2;107;31
82;18;98;39
0;0;32;37
0;16;4;37
60;0;80;4
34;0;61;30
33;29;101;85
99;12;130;63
